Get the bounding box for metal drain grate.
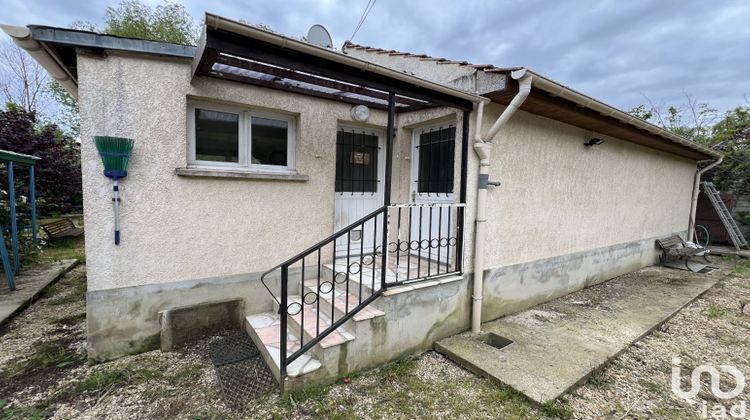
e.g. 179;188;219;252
209;330;276;408
209;330;260;366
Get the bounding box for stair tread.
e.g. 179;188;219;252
323;261;388;291
285;296;355;348
302;280;386;322
246;313;322;378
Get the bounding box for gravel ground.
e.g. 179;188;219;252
563;257;750;419
0;257;748;419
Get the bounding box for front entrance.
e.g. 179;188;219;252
333;126;385;256
409;124;456;265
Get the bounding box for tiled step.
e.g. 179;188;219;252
273;295;356;349
303;280;385;322
245;313;322;381
322;262;387;297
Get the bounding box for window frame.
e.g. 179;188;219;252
410;122;457;197
187;101;296;172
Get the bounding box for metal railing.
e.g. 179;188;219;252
259;202;464;380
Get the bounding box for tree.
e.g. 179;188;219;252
0;107;82;215
50;1;200;138
709;107;750;195
628;92;719;144
629;102;750;195
74;0;199;45
0;40;50;113
48;81;80;138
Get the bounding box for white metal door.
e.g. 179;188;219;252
334;127;385;256
410;124;456;264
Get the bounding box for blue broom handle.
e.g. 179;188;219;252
113;180;120;245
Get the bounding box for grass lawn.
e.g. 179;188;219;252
25;214;85;264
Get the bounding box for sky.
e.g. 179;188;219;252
2;0;749;114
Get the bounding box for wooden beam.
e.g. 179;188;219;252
487;88;711;160
205;70;390;110
204;29;473;110
215;55;426;107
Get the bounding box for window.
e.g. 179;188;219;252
188;102;295;171
417;125;455;194
335;129;380;193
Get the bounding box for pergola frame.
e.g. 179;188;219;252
0;150;40;291
192;21;478;208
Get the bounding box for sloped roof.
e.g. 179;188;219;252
344;42;721;160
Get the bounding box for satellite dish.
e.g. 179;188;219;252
307;24;333;49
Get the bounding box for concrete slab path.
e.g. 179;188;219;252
708;245;750;259
435;266;719;404
0;259;78;325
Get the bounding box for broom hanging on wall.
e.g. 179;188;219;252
94;136;134;245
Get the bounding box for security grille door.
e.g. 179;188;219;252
410;125;456;264
334;128;385;255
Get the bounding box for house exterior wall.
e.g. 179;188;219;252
79;50;698;362
480;103;697;267
78;52;388;293
473;103;697;319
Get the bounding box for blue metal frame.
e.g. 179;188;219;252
0;150;40;290
29;166;37;244
8;161;19;272
0;220;14;290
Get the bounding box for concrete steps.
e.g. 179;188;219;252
244;313;322;382
245;262;388;389
244;256;463;391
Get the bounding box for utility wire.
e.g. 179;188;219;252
348;0;377;43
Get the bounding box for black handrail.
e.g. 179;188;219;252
259;202;465;383
259;205;388;305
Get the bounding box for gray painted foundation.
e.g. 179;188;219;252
481;233;675;321
86;232;678;372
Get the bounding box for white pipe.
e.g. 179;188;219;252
471;69;532;334
687;156;723;242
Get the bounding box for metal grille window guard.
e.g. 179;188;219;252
335;129;380;194
416;126;455;195
259;202;465;380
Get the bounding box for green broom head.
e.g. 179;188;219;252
94;136;134;180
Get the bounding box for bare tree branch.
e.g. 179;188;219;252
0;40;50;112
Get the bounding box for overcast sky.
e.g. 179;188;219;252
3;0;749;114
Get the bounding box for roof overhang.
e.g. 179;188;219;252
0;24;196;100
487;68;720;161
192;13;485;112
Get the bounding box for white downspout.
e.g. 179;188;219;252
471;69;532;334
687;156;723;242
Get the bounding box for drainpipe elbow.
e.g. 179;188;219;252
473;142;491;165
485;71;533;141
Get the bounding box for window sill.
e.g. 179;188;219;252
175;167;309;182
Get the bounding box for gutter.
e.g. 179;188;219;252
202;13;488;107
471;68;532;334
521;70;720;159
687;156;723;242
0;24;78;99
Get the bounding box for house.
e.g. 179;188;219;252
1;13;721;391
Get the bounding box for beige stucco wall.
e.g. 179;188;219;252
478;103;697;269
79;52;696;295
78;52;392;291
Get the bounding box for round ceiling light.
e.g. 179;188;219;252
351;105;370;122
